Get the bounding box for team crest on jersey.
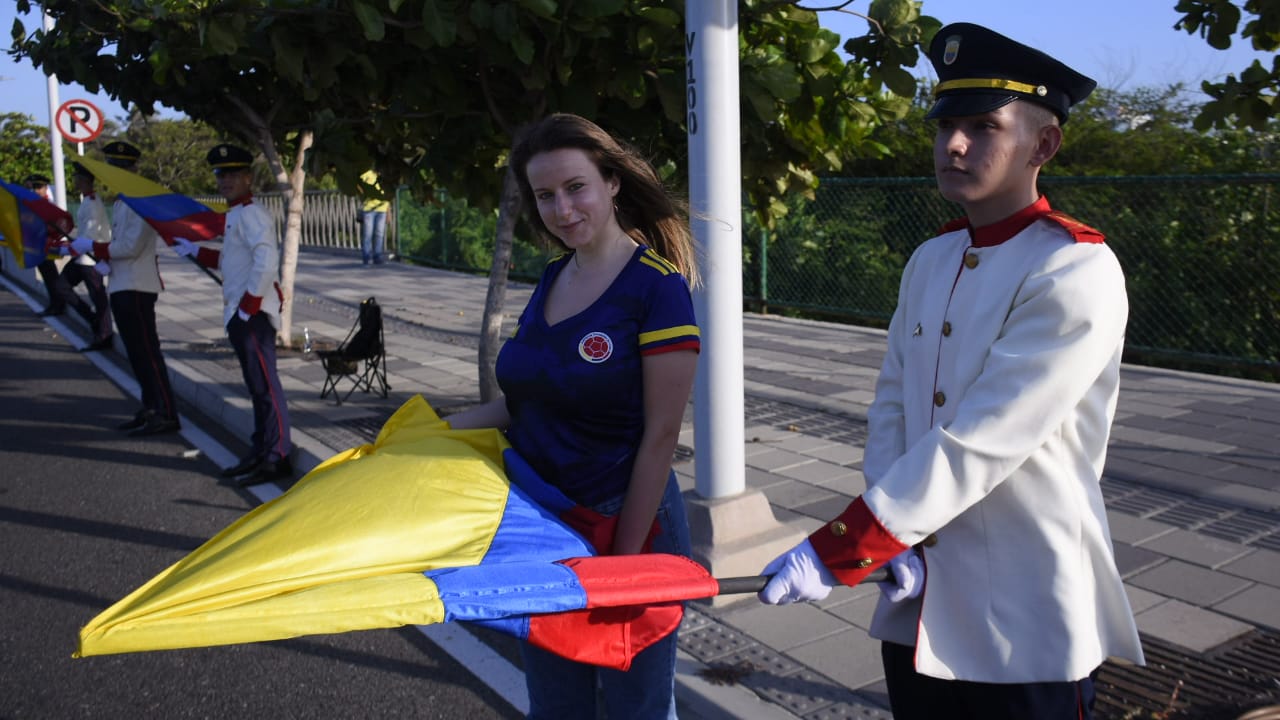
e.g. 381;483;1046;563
578;332;614;363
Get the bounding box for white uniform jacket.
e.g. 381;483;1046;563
209;199;282;331
860;205;1145;683
72;193;110;268
99;200;162;295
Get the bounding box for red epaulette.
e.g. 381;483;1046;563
937;216;970;235
1044;211;1105;244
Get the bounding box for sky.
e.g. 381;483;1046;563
2;1;1274;130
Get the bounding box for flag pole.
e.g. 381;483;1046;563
714;568;890;596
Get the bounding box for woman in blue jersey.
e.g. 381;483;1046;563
447;113;700;719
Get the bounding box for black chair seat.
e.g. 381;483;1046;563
319;296;389;405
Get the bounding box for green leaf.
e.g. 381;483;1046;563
635;6;681;26
352;1;386;42
511;29;535;64
751;63;804;102
422;0;458;46
876;64;918;98
868;0;912;27
204;18;240;55
271;29;304;82
516;0;558;20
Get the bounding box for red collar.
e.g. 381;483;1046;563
230;194;254;208
939;196;1053;247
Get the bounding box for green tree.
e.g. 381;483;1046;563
11;0;940;396
0;112;52;184
1174;0;1280;130
112;112;230;197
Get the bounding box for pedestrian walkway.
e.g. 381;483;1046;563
8;249;1280;718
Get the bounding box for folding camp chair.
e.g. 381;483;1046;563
318;296;390;405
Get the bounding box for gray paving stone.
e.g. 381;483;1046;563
1213;584;1280;632
1123;584;1167;614
824;592;881;631
745;466;793;491
811;471;867;497
775;459;855;485
806;443;865;467
741;666;844;717
1128;558;1253;606
747;448;819;472
762;480;841;511
1111;542;1167;578
1220;548;1280;585
1136;528;1253;568
803;698;893;719
1106;511;1176;544
771;434;844;454
1134;599;1253;652
785;628;886;691
723;602;851;651
792;494;857;523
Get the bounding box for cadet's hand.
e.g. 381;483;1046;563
879;549;924;603
94;260;111;276
237;309;251;322
758;539;837;605
172;237;197;257
70;236;94;255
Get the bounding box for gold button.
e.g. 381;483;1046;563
830;521;847;537
855;558;874;568
964;254;979;269
934;391;946;407
918;533;938;548
941;321;952;337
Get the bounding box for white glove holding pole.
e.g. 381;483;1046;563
94;260;111;276
70;236;94;255
758;539;838;605
879;549;925;603
172;237;198;257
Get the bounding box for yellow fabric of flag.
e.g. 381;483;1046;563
0;187;24;267
73;154;228;213
76;396;512;657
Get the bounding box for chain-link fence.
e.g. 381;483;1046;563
267;173;1278;379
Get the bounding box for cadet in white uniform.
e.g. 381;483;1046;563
759;22;1144;720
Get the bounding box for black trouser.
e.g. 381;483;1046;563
37;259;72;312
57;262;113;342
110;290;176;421
881;641;1098;720
227;312;291;463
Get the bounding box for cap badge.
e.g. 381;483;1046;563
1036;85;1048;96
943;35;961;65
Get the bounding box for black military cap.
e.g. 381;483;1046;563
23;173;51;187
103;141;142;167
925;23;1096;124
207;144;253;173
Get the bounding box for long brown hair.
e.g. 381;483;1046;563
510;113;700;287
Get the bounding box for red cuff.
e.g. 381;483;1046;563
93;242;110;261
808;496;909;586
195;246;220;268
238;292;263;315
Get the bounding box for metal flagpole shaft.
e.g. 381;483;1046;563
715;568;891;596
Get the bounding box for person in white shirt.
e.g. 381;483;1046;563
174;144;292;487
757;22;1144;720
82;141;180;436
58;163;114;352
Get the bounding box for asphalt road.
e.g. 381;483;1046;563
0;288;521;720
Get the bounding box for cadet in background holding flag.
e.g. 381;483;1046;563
24;174;75;318
55;163;115;352
173;144;292;486
77;141;180;436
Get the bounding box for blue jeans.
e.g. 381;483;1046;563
521;473;691;720
359;209;386;264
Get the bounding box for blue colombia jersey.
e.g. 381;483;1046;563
497;245;700;507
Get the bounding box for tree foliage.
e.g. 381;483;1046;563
1174;0;1280;130
0;112;54;183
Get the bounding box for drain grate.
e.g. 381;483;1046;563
1096;630;1280;720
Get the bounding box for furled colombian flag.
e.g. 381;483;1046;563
0;179;74;269
76;396;720;670
73;154;226;244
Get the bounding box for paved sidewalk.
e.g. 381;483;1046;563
8;249;1280;718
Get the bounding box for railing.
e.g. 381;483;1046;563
251;174;1280;380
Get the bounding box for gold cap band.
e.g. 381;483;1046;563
935;78;1046;97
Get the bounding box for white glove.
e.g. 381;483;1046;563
57;244;71;256
879;550;925;603
70;236;94;254
237;309;251;322
758;539;838;605
172;237;197;257
94;260;111;276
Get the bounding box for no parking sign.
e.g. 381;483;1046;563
55;99;105;144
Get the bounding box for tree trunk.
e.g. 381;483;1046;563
478;166;520;401
276;130;312;349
